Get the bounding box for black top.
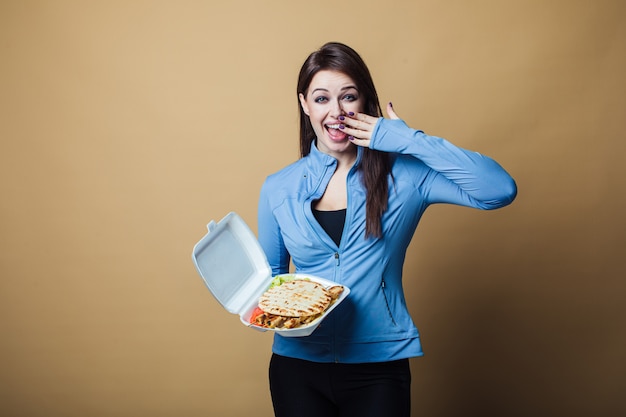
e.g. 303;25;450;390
312;208;346;247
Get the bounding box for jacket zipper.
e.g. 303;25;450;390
333;251;340;363
381;279;397;326
308;158;359;363
305;164;338;252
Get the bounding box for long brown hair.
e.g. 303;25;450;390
297;42;391;238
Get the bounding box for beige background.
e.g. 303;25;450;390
1;1;625;416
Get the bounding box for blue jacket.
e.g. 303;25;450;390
257;118;517;363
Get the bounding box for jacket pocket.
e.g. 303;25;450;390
381;279;398;327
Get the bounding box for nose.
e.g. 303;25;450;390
330;99;345;117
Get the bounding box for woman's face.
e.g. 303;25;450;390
299;70;364;159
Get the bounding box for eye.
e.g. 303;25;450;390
314;96;328;103
343;93;358;102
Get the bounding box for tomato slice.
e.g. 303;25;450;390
249;306;265;324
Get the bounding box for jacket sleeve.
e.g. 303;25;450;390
370;118;517;209
257;179;291;276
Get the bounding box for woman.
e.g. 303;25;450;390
257;42;517;417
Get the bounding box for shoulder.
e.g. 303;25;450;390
264;158;305;185
260;158;307;199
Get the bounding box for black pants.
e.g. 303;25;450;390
269;354;411;417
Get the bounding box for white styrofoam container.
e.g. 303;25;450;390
191;212;350;337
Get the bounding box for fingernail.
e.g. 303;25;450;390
348;135;354;140
339;124;345;129
338;115;345;121
389;102;393;107
348;112;355;116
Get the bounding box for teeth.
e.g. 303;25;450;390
327;124;341;129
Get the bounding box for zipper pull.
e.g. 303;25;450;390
334;252;340;266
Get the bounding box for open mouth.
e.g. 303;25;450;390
325;124;347;141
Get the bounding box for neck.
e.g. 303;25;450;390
326;144;357;170
335;151;357;170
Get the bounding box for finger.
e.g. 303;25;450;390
342;112;378;126
386;102;400;120
354;111;379;124
340;116;374;133
340;124;372;140
348;136;371;148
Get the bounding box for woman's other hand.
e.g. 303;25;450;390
340;102;400;148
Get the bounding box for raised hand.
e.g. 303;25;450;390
339;102;400;148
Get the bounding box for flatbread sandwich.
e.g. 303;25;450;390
250;278;344;329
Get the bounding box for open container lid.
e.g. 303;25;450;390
191;212;272;315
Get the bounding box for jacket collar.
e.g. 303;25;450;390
306;140;364;173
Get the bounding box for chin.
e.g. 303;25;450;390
321;140;355;154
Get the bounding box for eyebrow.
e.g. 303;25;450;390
310;85;358;95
